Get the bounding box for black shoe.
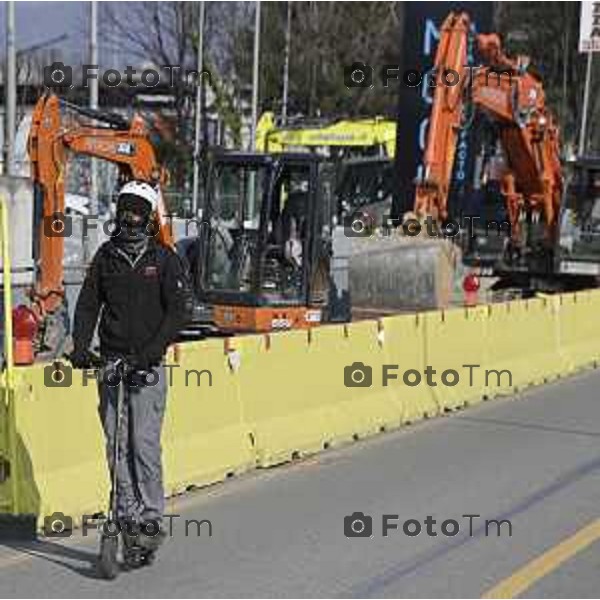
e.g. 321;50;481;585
137;524;167;551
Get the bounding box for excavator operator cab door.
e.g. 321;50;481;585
198;151;326;333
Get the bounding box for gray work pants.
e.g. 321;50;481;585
98;364;167;525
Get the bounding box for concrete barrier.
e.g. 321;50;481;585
380;313;438;423
162;340;255;493
237;322;404;466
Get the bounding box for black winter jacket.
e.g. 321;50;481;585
73;239;189;362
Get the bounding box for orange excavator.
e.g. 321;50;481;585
16;93;172;360
413;11;571;291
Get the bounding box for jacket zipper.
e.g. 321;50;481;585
112;242;150;356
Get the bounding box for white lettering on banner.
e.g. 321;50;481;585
579;1;600;53
415;17;477;192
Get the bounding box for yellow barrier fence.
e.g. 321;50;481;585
0;342;256;527
7;365;106;523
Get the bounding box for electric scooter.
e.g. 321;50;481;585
78;355;158;579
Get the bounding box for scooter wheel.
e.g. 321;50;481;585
123;546;144;569
97;535;119;580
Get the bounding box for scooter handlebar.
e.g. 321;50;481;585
64;351;126;371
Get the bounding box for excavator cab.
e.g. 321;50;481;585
196;151;338;333
556;157;600;282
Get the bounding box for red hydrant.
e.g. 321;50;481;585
462;272;480;307
12;305;38;365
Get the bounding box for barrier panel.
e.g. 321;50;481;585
380;313;439;423
162;340;255;493
4;364;107;525
558;290;600;372
484;296;567;395
236;321;405;467
422;306;490;410
0;382;13;515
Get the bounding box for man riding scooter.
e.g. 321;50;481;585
71;181;189;565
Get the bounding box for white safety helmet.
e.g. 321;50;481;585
117;180;160;212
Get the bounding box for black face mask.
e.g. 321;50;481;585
113;215;150;253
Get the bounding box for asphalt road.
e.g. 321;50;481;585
1;368;600;598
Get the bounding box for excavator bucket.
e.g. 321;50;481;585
346;233;463;315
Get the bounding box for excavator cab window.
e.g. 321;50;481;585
199;152;322;309
557;161;600;269
563;165;600;235
202;159;267;294
261;164;312;303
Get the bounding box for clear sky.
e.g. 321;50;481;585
0;1;137;66
0;1;89;62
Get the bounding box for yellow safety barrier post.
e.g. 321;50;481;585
0;194;35;537
0;194;17;514
9;363;107;527
235;329;343;466
525;295;569;382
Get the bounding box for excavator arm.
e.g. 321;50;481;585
414;11;562;246
27;93;171;329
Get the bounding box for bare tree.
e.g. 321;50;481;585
232;1;403;119
100;1;201;189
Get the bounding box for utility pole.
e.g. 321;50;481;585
579;51;593;156
281;1;292;125
89;0;98;206
561;5;570;130
4;0;16;176
86;0;99;259
191;1;205;218
250;0;261;151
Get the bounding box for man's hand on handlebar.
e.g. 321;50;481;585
68;349;101;370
